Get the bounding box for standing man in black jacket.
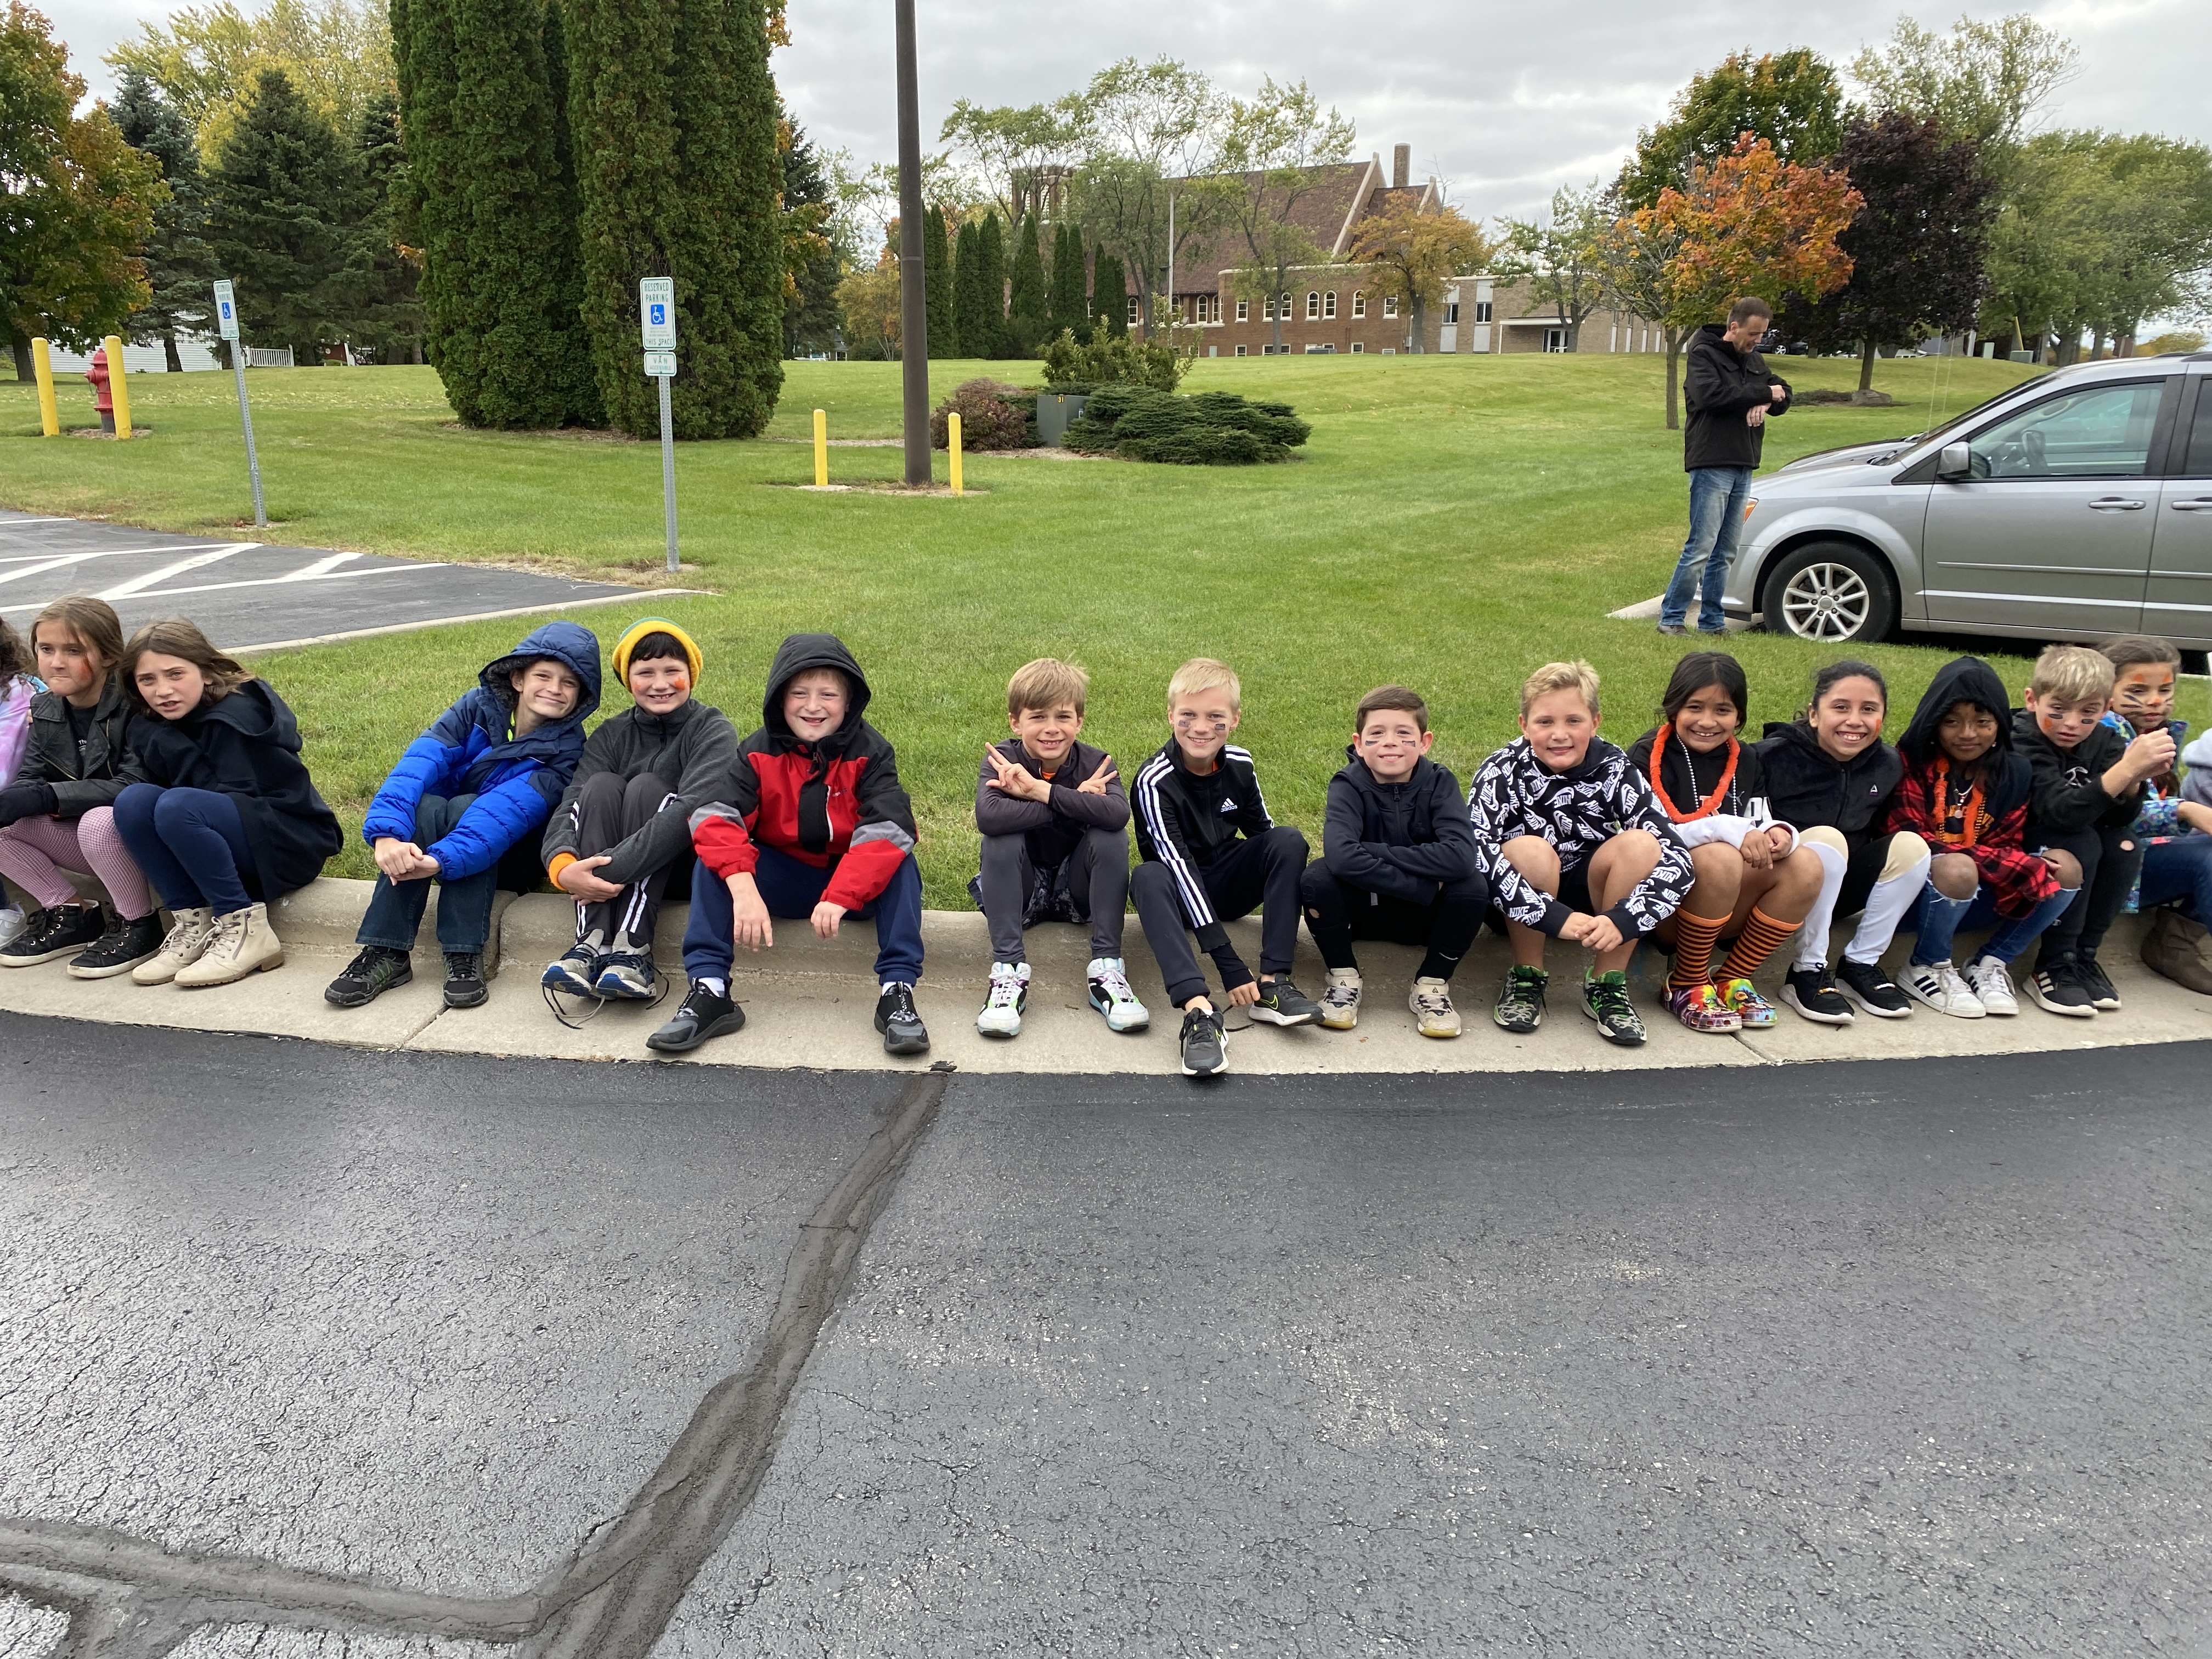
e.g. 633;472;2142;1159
1659;297;1792;635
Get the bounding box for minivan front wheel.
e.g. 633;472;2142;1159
1760;543;1897;644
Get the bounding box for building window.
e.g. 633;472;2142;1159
1350;341;1363;354
1444;301;1460;324
1306;291;1320;320
1352;291;1366;318
1235;343;1247;356
1380;347;1396;355
1475;300;1492;323
1128;296;1141;326
1281;291;1292;318
1262;295;1275;321
1236;298;1249;323
1323;291;1336;319
1544;328;1566;352
1383;296;1398;318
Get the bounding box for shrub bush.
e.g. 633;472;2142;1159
1040;328;1188;393
930;377;1037;450
1060;386;1311;465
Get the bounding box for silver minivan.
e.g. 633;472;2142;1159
1724;352;2212;648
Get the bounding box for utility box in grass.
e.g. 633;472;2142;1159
1036;392;1087;447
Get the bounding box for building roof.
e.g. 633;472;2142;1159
1159;154;1443;287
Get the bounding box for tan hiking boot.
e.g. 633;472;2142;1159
1409;975;1463;1038
2141;906;2212;996
131;907;215;985
174;903;286;988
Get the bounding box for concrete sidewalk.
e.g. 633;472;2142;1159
3;876;2207;1075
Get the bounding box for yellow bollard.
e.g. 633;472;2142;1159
813;407;827;486
31;338;59;436
947;411;963;495
103;336;133;440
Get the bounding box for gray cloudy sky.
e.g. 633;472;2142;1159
63;0;2212;221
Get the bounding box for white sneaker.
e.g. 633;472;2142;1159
1319;967;1362;1030
1966;955;2018;1017
975;960;1028;1037
1086;957;1149;1031
1903;958;1984;1019
0;907;24;948
1408;976;1462;1038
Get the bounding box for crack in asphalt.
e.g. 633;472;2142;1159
0;1071;953;1658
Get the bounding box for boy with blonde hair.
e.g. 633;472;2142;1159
2098;634;2212;994
1467;660;1693;1045
970;657;1147;1038
1130;657;1320;1077
2015;642;2171;1014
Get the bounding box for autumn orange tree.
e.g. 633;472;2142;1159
1602;134;1860;427
1346;200;1491;353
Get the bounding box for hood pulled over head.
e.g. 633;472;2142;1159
764;633;871;744
480;620;603;724
1899;657;2013;766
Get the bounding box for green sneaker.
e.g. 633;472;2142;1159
1493;964;1548;1033
1583;969;1646;1046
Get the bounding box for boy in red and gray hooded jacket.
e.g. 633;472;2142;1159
652;634;929;1058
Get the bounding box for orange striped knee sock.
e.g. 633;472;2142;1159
1669;910;1731;989
1720;907;1801;980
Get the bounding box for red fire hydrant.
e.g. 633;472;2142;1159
87;346;116;435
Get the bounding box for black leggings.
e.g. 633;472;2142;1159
1300;866;1488;983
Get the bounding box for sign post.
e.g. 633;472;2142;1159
640;277;678;574
212;280;266;527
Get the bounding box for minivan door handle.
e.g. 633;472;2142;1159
2088;496;2147;510
2172;498;2212;511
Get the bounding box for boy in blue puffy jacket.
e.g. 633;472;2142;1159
325;622;601;1010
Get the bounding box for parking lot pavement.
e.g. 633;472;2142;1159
0;513;652;652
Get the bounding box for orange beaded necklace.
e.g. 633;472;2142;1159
1929;756;1987;848
1649;723;1741;823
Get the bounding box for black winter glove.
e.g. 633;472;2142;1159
0;783;58;827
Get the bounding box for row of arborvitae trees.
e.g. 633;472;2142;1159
391;0;784;437
915;207;1130;360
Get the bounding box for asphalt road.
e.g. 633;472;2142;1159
0;1014;2204;1657
0;513;642;653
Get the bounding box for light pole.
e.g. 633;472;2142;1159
895;0;930;487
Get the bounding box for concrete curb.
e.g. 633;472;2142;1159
6;876;2211;1075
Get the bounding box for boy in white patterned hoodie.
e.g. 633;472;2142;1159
1466;659;1694;1046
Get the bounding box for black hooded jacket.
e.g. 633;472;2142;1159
127;678;344;895
1684;323;1791;471
10;673;144;817
2010;706;2141;836
1321;749;1480;905
1751;720;1903;844
1895;657;2032;824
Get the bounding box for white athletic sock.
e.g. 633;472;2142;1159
1793;839;1848;971
696;977;726;999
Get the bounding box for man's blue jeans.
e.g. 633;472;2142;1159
1661;466;1754;630
683;843;926;986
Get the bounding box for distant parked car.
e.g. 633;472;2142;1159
1724;351;2212;646
1782;341;1812;356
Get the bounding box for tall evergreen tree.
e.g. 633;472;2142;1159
538;0;598;421
1047;219;1087;343
203;69;370;363
781;110;841;357
567;0;784;437
922;202;953;357
1092;249;1128;338
952;217;985;358
977;211;1009;357
1007;211;1047;355
351;90;424;364
111;69;211;372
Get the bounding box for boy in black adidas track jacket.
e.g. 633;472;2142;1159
1129;660;1311;1015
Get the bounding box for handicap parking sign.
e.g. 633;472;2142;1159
212;279;239;341
639;278;676;350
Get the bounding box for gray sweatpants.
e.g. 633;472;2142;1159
978;826;1129;962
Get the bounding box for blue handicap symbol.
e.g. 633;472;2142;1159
650;303;666;325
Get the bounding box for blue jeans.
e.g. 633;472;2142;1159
1905;879;2079;967
2136;833;2212;924
111;783;261;916
683;843;926;986
1661;466;1754;630
355;793;532;955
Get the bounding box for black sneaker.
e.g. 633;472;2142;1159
1582;969;1646;1046
594;950;657;1000
0;903;105;968
1493;964;1548;1033
541;943;603;997
875;981;930;1056
2030;953;2097;1018
1178;1005;1227;1076
443;951;489;1009
2077;952;2121;1011
325;945;414;1007
1781;964;1854;1024
1249;974;1322;1026
1835;957;1912;1019
65;911;163;979
647;982;747;1053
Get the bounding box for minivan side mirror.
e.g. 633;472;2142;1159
1936;441;1973;480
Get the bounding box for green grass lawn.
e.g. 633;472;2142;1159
13;349;2183;909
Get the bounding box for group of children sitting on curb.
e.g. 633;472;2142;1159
4;596;2209;1076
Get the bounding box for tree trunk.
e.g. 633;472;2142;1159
1664;332;1684;431
1858;340;1877;393
163;331;184;373
1564;319;1581;352
2090;327;2107;361
1409;297;1425;353
9;334;31;383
